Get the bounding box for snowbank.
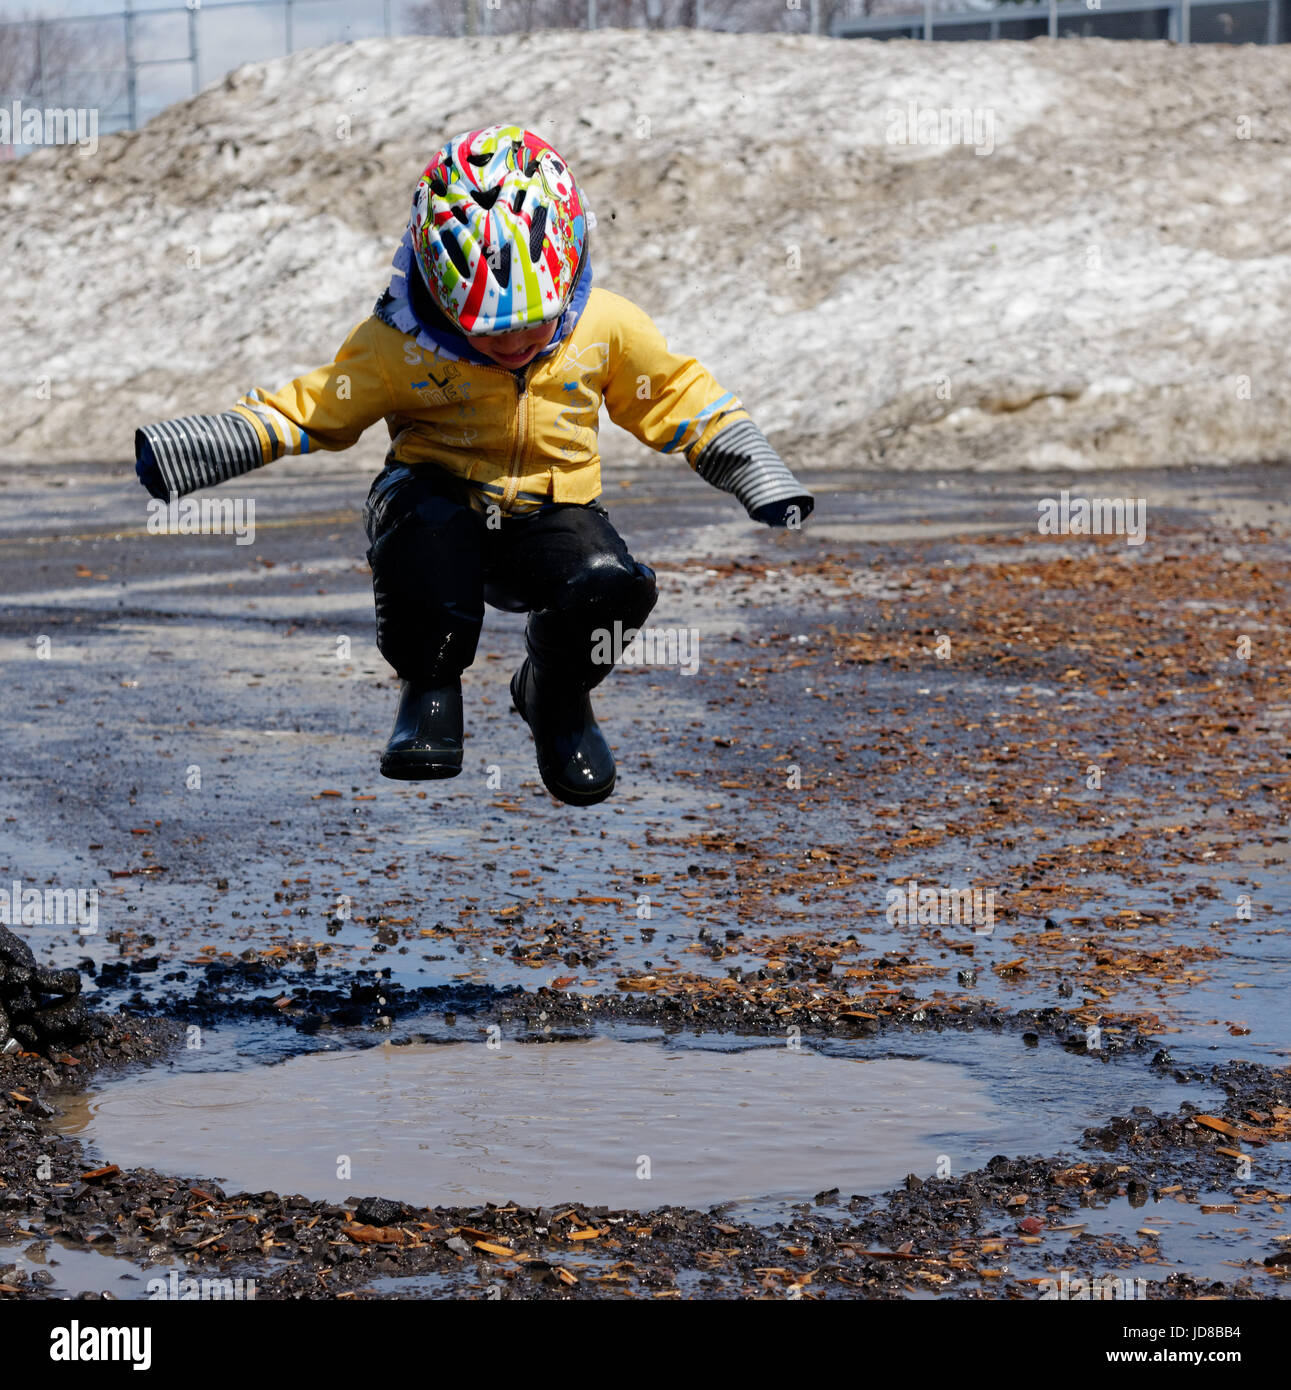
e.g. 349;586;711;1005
3;30;1290;472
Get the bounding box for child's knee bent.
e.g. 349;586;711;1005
564;555;657;627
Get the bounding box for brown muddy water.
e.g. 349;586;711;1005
57;1039;991;1210
54;1034;1213;1213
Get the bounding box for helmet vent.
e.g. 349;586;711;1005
511;189;526;215
429;175;448;196
488;243;512;287
451;204;468;224
471;185;502;210
466;151;492;167
528;204;548;261
440;227;471;279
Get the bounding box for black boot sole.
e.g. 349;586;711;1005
379;749;463;781
510;666;615;807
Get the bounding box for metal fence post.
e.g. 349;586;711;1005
811;0;821;34
588;0;597;29
188;1;199;94
1268;0;1279;42
124;0;138;130
924;0;933;38
1181;0;1191;40
384;0;392;38
1049;0;1058;36
36;19;47;102
285;0;294;53
696;0;705;26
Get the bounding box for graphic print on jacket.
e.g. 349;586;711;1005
551;341;609;462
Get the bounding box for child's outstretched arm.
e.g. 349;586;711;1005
134;320;396;500
599;292;814;528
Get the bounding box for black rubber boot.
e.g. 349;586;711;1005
380;679;464;781
510;658;615;807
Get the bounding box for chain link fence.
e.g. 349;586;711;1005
407;1;837;32
837;0;1284;41
0;0;851;149
0;0;1282;157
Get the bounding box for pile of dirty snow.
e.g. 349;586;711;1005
3;30;1291;474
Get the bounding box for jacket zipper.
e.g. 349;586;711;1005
499;365;531;514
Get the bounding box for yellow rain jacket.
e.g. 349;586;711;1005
136;266;812;526
231;289;747;516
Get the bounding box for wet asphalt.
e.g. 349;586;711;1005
0;457;1288;1300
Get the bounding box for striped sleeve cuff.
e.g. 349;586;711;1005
135;413;268;500
691;419;815;522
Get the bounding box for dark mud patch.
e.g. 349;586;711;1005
0;924;114;1054
90;951;1176;1059
91;955;517;1062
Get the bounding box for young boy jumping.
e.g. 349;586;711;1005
134;125;814;807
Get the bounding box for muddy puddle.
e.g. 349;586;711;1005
0;1236;259;1301
1049;1190;1291;1289
56;1033;1215;1213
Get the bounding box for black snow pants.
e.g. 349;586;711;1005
363;461;659;690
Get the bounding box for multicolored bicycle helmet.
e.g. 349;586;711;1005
409;124;588;336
